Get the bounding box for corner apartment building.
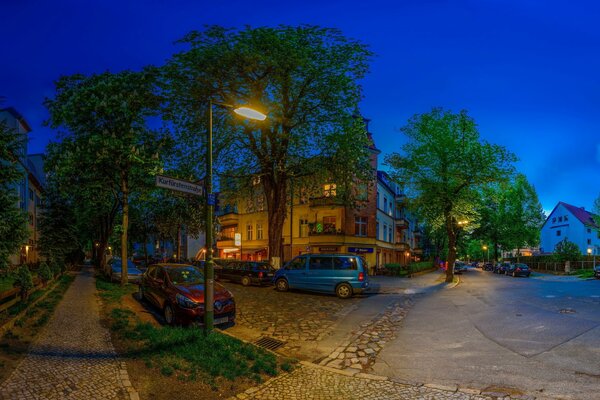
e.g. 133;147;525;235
1;108;45;265
215;126;422;271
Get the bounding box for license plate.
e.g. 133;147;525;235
214;317;229;325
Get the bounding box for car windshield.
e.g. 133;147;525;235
255;262;273;271
166;267;204;285
516;264;528;269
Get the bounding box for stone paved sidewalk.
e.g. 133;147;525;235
231;362;510;400
0;266;137;400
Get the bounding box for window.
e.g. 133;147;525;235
323;183;336;197
588;228;592;234
558;216;563;222
355;216;367;237
564;215;568;221
256;195;265;211
323;216;336;233
333;257;357;270
377;191;380;206
587;239;592;245
256;223;263;240
309;256;332;270
299;188;308;204
299;219;309;237
287;256;307;270
383;197;388;213
389;226;393;242
356;183;368;201
246;223;253;241
383;223;388;241
556;230;561;236
28;213;34;226
376;220;379;240
552;217;556;223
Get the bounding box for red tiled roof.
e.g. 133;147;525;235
559;201;598;227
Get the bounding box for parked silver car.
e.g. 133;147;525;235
110;258;144;283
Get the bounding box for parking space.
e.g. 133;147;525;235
223;282;362;356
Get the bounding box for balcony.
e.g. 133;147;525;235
395;194;407;204
395;218;408;229
309;196;345;207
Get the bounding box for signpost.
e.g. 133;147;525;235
155;175;203;196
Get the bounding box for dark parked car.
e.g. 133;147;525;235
454;261;468;274
214;260;275;286
506;263;531;277
483;262;494;271
110;258;143;283
139;263;235;326
593;264;600;279
494;262;511;274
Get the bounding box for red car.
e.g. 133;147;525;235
139;263;235;326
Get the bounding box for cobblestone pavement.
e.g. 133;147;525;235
226;284;360;353
230;363;516;400
0;266;137;400
318;296;414;372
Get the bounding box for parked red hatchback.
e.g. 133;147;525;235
139;263;235;326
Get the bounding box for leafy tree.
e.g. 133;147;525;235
14;265;33;301
163;25;373;261
386;108;516;283
38;183;80;266
554;238;581;262
0;119;28;270
38;262;53;286
45;69;168;285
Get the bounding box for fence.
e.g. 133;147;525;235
0;277;43;314
507;260;596;273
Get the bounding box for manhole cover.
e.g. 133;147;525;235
559;308;576;314
254;337;286;351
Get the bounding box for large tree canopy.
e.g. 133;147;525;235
45;69;168;284
386;108;516;282
163;25;374;260
0;119;28;269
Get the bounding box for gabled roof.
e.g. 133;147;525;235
545;201;598;228
0;107;32;133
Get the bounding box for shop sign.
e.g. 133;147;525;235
348;247;374;254
319;246;339;252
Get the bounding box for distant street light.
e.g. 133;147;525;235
204;99;266;334
482;245;489;263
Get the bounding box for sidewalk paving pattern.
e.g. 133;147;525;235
0;266;136;400
231;363;504;400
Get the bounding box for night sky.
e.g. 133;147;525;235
2;0;599;213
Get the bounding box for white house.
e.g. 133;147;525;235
540;202;600;255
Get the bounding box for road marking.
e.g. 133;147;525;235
591;295;600;298
545;295;556;298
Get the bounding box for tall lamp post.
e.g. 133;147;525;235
205;100;266;334
482;245;489;263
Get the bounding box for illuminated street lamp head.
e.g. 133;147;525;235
482;245;488;250
233;106;267;121
588;248;592;255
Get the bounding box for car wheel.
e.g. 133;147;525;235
241;276;251;286
275;278;289;292
164;304;175;326
336;283;353;299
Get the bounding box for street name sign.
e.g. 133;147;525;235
155;175;203;196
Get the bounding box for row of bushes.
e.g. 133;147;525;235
8;261;67;301
382;261;435;276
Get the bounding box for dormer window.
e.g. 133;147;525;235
558;216;563;222
564;215;568;221
323;183;336;197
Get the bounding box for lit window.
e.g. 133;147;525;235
323;216;336;233
299;219;309;237
323;183;336;197
256;223;263;240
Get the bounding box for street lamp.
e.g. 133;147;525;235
482;245;489;263
205;99;266;334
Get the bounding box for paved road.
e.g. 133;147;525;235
0;266;137;400
373;267;600;399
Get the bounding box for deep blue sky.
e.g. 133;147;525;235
2;0;599;213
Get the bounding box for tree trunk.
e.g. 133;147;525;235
264;174;287;268
120;173;129;286
445;216;457;283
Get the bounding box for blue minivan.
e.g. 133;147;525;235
272;254;370;299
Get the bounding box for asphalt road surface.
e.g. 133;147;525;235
373;267;600;400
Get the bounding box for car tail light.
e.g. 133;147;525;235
358;272;364;282
258;271;263;278
516;268;521;271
